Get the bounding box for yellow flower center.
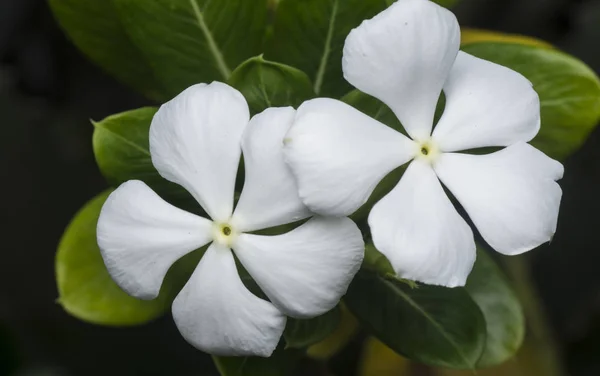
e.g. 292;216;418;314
414;140;440;163
213;222;237;247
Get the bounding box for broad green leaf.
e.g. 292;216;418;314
114;0;270;98
92;107;197;211
466;250;525;368
56;190;169;325
461;42;600;160
266;0;388;97
56;190;202;326
213;347;300;376
461;29;553;49
344;269;486;369
284;305;341;349
228;56;316;114
49;0;164;100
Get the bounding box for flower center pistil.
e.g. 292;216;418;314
213;222;237;247
414;139;440;164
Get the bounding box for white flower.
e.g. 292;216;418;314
96;82;364;357
283;0;563;287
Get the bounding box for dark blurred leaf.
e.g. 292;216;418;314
114;0;270;98
48;0;164;100
265;0;388;97
92;107;198;211
213;347;300;376
284;305;341;349
228;56;315;114
344;269;486;369
462;42;600;160
466;249;525;367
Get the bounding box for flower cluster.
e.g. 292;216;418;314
97;0;562;357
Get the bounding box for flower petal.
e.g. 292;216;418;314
234;217;364;318
172;243;286;357
435;142;563;255
97;180;213;300
150;82;249;222
284;98;415;216
342;0;460;141
232;107;311;232
369;160;476;287
432;51;541;152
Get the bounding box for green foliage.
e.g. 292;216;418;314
50;0;270;100
284;306;341;349
114;0;269;98
466;250;525;368
229;56;316;114
344;269;487;369
92;107;199;211
48;0;163;99
462;42;600;161
351;246;526;369
213;347;300;376
265;0;388;97
55;190;170;325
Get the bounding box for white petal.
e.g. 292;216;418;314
342;0;460;141
150;82;249;222
97;180;213;300
369;160;476;287
172;243;286;357
232;107;311;232
234;217;364;318
284;98;416;216
432;52;541;152
435;143;563;255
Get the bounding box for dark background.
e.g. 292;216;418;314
1;0;599;375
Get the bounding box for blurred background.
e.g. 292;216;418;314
1;0;599;375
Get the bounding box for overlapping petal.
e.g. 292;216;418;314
432;52;541;151
234;217;364;318
435;143;563;255
150;82;248;223
369;160;476;287
232;107;311;232
284;98;416;216
172;243;286;357
342;0;460;141
97;180;213;300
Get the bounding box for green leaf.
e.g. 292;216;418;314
114;0;270;98
228;56;316;114
266;0;388;97
92;107;197;211
50;0;270;100
49;0;164;100
344;269;486;369
56;190;169;325
284;305;341;349
461;42;600;160
466;249;525;367
213;347;300;376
